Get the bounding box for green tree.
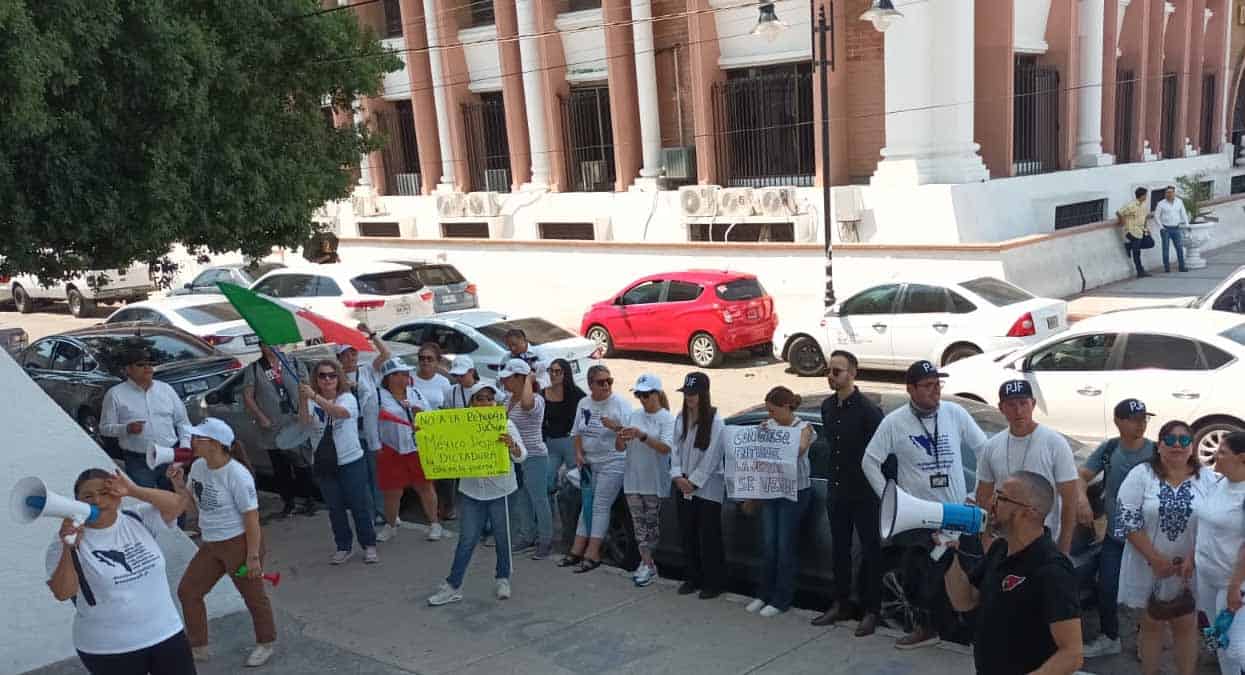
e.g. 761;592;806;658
0;0;400;281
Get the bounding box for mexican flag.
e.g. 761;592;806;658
216;282;374;351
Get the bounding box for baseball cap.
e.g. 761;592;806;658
378;357;414;378
1114;398;1155;419
905;360;947;385
998;379;1034;402
467;381;499;401
677;372;710;393
449;355;475;376
633;374;662;393
335;344;357;356
188;417;235;447
498;358;532;379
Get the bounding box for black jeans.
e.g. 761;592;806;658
893;529;956;632
1124;235;1145;276
267;448;314;507
829;495;882;612
677;495;726;593
78;629;196;675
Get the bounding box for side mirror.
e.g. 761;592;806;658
183;282;193;289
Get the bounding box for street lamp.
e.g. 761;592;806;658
859;0;902;32
751;2;788;42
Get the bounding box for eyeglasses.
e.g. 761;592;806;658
418;355;436;362
591;378;613;386
635;391;657;399
829;368;848;377
1162;434;1194;448
993;491;1031;510
317;372;339;380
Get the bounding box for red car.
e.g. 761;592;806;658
580;270;778;368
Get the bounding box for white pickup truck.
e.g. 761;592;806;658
10;261;155;317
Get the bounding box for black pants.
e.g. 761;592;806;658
829;495;882;612
1124;235;1145;276
267;448;314;506
78;630;196;675
677;495;726;593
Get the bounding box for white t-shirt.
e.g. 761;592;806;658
348;363;381;452
1195;476;1245;583
45;502;183;655
863;401;987;504
977;424;1078;540
188;458;259;542
622;408;676;496
378;387;427;455
459;420;528;501
309;392;364;465
411;372;454;411
572;394;633;469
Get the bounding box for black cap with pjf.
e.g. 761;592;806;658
677;372;710;393
1113;398;1155;419
998;379;1034;402
905;360;947;385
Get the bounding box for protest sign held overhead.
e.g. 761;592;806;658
414;406;510;479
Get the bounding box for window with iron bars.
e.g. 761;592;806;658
383;0;403;39
1014;56;1060;176
1201;72;1217;154
1231;174;1245;195
467;0;495;26
1114;69;1135;163
561;86;616;192
1053;199;1106;230
712;63;814;188
463;93;512;192
1161;72;1178;158
376;101;422;196
688;222;795;242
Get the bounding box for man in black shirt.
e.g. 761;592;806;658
945;471;1083;675
811;350;885;635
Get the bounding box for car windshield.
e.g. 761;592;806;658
1220;323;1245;347
715;278;765;301
959;277;1033;306
238;263;284;285
478;318;575;345
351;271;422;295
80;334;214;374
175;303;242;326
413;265;465;286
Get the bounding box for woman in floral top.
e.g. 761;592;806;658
1114;420;1213;675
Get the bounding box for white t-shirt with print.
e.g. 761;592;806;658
188;458;258;542
45;502;183;655
1195;476;1245;583
411;372;454;411
379;387;428;455
309;392;364;465
863;401;988;504
572;394;633;469
349;363;382;452
977;424;1078;540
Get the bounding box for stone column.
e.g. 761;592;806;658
517;0;551;188
630;0;662;189
421;0;456;190
872;0;989;185
1076;0;1114;166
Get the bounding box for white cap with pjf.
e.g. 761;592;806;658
379;357;414;378
188;417;235;447
633;373;662;393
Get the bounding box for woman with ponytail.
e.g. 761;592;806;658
173;417;276;668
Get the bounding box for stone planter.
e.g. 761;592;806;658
1181;217;1216;270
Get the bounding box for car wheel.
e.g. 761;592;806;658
602;496;641;572
1195;420;1245;467
586;325;615;357
13;284;33;313
67;287;95;318
941;343;982;365
688;332;723;368
787;336;826;377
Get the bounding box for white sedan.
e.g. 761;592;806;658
941;307;1245;464
249;262;435;333
103;295;260;357
775;276;1067;375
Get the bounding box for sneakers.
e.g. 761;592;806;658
427;523;444;541
895;626;940;650
746;598;766;613
1082;634;1122;658
530;543;553;560
633;563;657;587
363;546;379;564
759;605;784;618
376;524;399;543
245;643;274;668
496;578;512;600
428;582;463;606
191;646;211;662
330;550;353;566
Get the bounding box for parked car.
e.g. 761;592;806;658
580;270;778;368
172;262;286;296
942;307;1245;464
1185;264;1245;314
185;342;421;476
380;259;479;313
383;310;599;391
103;296;260;357
775;276;1068;376
249;262;434;333
11;261;155;317
18;325;243;457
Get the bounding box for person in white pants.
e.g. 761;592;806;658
1195;431;1245;675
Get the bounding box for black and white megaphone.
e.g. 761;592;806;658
10;476;101;545
880;480;986;558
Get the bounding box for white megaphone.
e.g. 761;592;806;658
880;480;986;559
10;476;101;545
146;444;194;470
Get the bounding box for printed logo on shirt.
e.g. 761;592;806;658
910;433;954;473
91;550;132;573
1001;574;1026;592
95;541;160;586
910;434;936;456
581;409;592;426
192;479;205;505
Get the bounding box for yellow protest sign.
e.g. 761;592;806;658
414;406;510;479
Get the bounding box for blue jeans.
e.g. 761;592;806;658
362;449;384;520
448;493;511;589
318;457;377;552
759;488;811;611
511;455;553;547
124;452;172;491
546;436;575;494
1096;536;1124;640
1160;226;1187;272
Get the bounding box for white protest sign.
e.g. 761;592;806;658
724;424;800;501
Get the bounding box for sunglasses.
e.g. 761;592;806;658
317;372;339;380
635;391;657;399
1162;434;1193;448
993;491;1031;510
591;378;614;386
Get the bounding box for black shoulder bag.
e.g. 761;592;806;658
313;407;340;477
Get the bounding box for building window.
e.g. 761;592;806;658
561;86;616;192
468;1;495;26
376;101;421;196
358;222;401;237
1014;56;1060;176
688;222;795;242
1115;69;1136;164
1230;174;1245;194
383;0;403;39
712;63;814;188
1053;199;1106;230
558;0;603;11
462;93;512;192
1161;72;1178;157
1201;73;1217;153
441;222;490;238
539;223;596;240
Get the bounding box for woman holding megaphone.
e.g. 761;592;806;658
45;467;194;674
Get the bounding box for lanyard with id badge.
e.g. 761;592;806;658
913;408;949;491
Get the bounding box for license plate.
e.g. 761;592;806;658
441;294;458;304
183;379;210;394
395;302;412;315
1046;316;1059;329
244;334;260;345
747;310;760;320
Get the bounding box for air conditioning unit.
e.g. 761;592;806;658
753;187;796;217
717;187;755;217
352;191;382;217
436;192;466;218
660;146;697;181
679;185;719;217
580;160;609;191
394;173;421;196
466;192;501;218
832;186;864;222
484;169;511;193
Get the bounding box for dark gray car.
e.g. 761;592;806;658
381;260;477;313
173;262;286;296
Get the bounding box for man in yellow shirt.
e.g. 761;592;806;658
1116;187;1151;278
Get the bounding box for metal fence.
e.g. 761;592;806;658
1013;57;1060;176
462;93;512;193
1201;72;1217;153
1114;69;1135;163
711;68;814;188
560;87;616;192
1161;72;1178;157
375;101;421;196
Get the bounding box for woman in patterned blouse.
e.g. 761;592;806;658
1114;420;1213;675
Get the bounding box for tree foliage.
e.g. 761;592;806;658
0;0;400;281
